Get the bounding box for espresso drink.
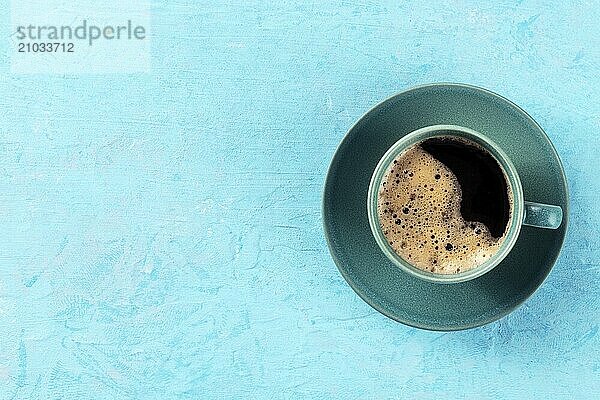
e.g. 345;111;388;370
377;136;512;274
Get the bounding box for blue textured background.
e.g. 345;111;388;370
1;1;599;398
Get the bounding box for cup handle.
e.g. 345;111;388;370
523;201;563;229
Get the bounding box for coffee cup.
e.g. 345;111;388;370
367;124;563;284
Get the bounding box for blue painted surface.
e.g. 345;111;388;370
1;1;599;398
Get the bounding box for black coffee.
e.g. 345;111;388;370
419;137;511;238
377;136;512;274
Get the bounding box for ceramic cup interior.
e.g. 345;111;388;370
367;125;525;283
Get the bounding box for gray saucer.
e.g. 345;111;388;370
322;83;569;330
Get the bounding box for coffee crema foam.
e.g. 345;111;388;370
377;145;509;274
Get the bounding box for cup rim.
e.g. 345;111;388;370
367;124;525;283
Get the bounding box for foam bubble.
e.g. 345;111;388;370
377;145;508;274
